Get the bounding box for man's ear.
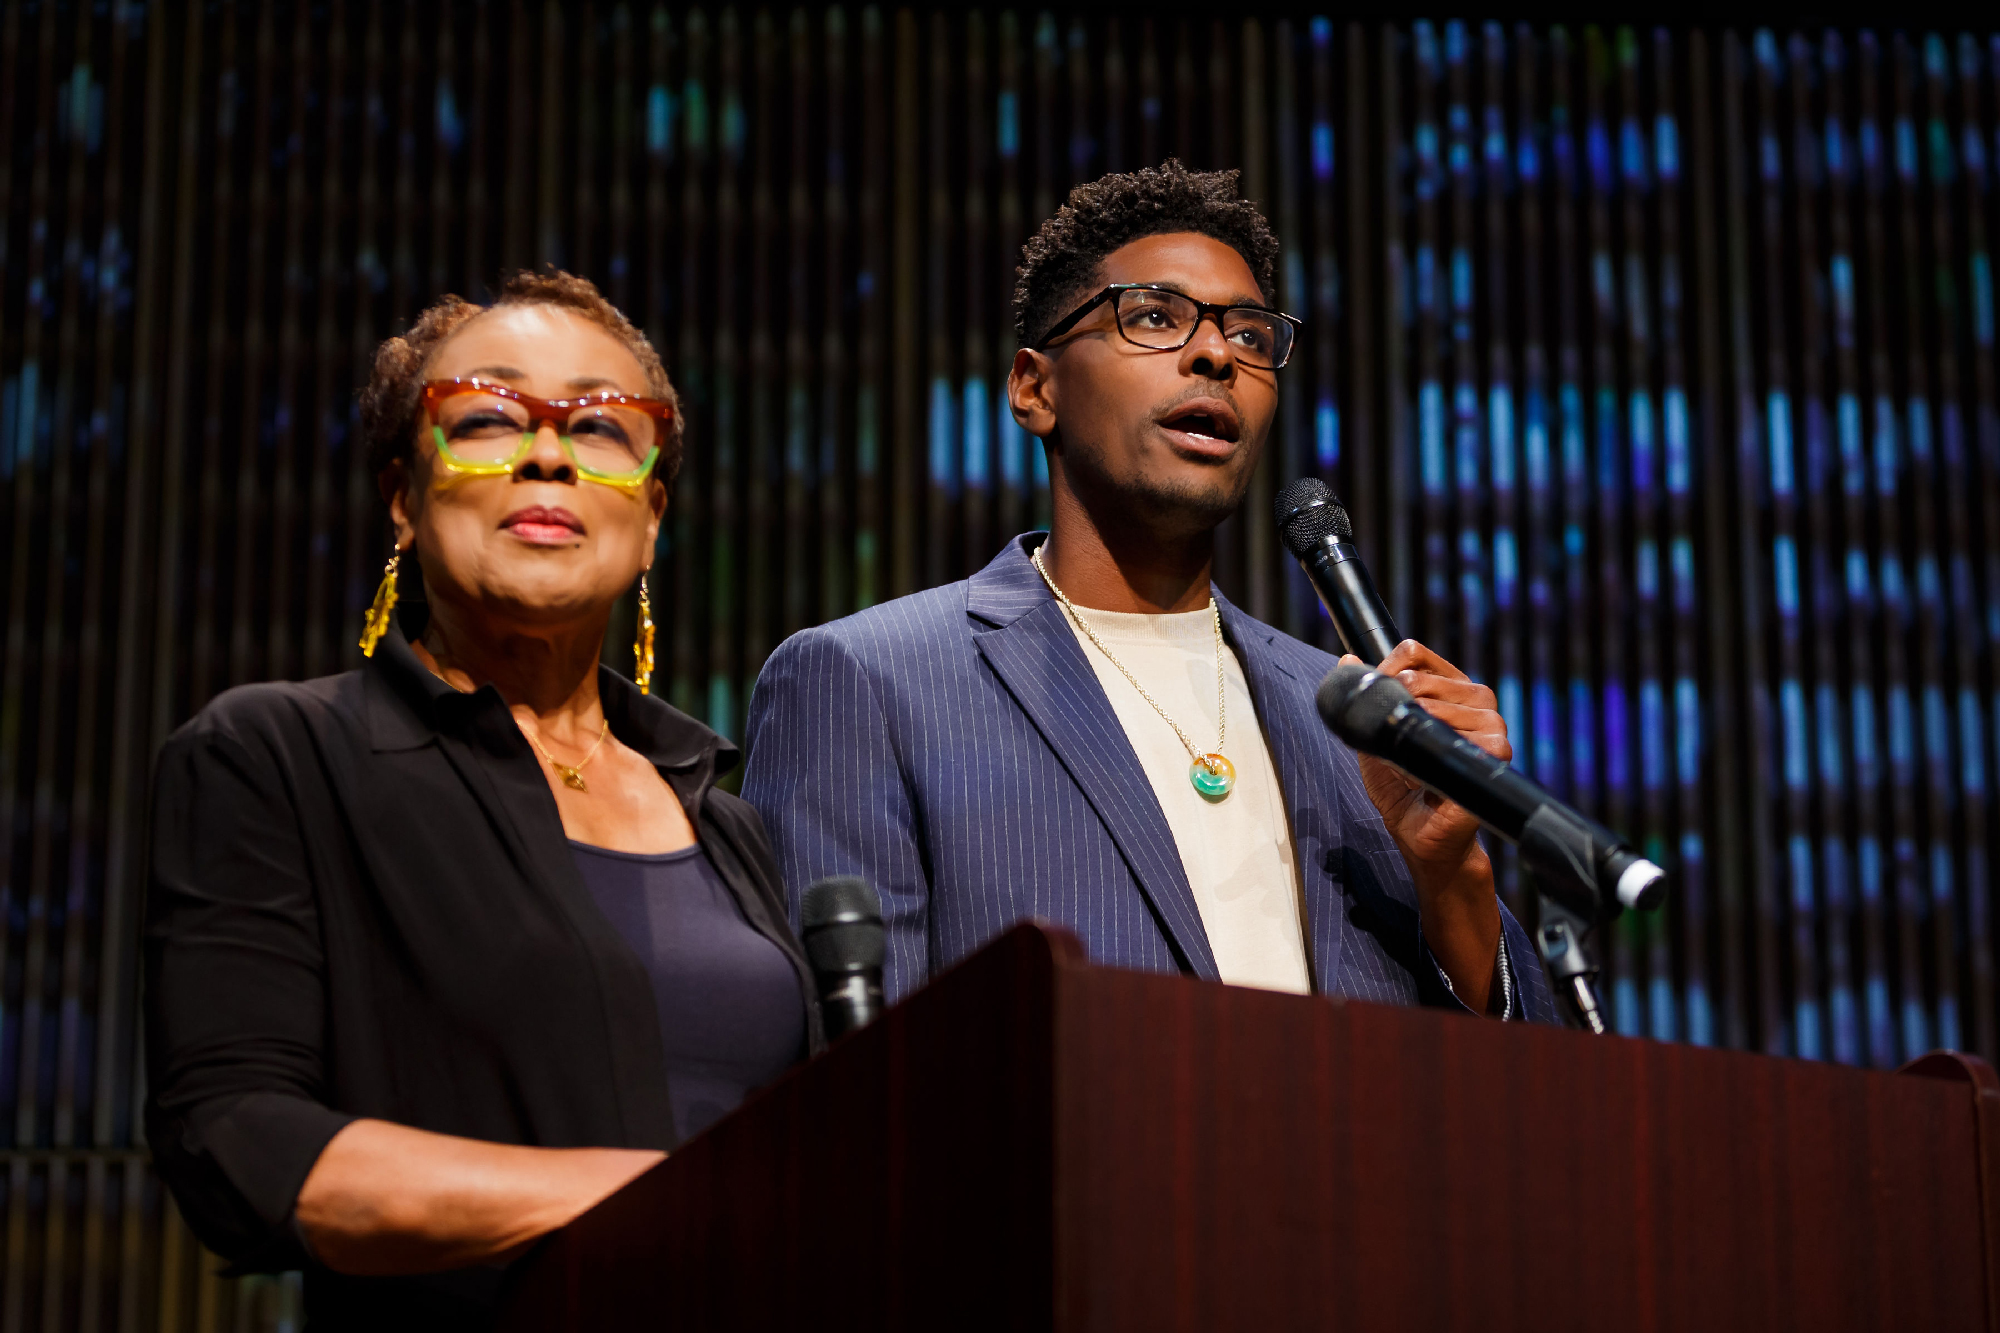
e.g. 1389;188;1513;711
1007;347;1059;441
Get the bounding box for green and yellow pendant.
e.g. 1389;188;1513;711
1190;753;1237;800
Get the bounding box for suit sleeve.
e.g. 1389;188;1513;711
1341;809;1559;1023
742;628;933;1002
144;715;355;1271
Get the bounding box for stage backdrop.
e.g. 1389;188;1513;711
5;3;2000;1327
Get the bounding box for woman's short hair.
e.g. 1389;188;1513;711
359;268;684;490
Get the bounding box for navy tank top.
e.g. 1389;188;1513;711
568;841;807;1140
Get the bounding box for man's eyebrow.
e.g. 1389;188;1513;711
463;364;527;380
1130;281;1270;308
565;376;628;393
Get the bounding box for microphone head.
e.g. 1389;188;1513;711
1315;663;1413;749
799;875;886;973
1614;856;1669;912
800;874;881;929
1275;477;1353;556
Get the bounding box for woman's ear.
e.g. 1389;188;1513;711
645;477;669;545
380;461;417;548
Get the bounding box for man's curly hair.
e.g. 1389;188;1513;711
359;268;684;490
1012;160;1281;348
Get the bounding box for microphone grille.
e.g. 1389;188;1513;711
800;876;887;973
1274;477;1352;555
800;875;882;930
1315;664;1412;748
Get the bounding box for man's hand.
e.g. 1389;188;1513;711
1347;640;1509;869
1343;639;1507;1013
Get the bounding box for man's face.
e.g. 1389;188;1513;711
1011;231;1279;538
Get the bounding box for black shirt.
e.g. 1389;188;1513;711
143;625;821;1329
567;841;808;1139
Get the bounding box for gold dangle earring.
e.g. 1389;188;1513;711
633;572;656;695
360;546;402;657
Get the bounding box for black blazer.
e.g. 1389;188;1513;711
144;625;820;1326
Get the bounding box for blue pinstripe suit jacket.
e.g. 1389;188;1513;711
743;533;1556;1021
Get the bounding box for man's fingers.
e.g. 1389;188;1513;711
1353;641;1510;759
1359;752;1425;794
1395;670;1497;712
1375;638;1471;684
1405;697;1499;729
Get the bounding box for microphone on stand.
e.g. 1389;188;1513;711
1316;663;1667;921
799;876;887;1041
1274;477;1403;665
1275;477;1670;1032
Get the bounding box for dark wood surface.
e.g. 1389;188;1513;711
502;923;1995;1332
1055;960;1993;1332
499;920;1078;1332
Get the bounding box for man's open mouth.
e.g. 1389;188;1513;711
1157;400;1242;443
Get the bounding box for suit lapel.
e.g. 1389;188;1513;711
969;540;1220;979
1216;597;1353;997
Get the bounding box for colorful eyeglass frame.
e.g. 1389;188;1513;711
419;378;671;496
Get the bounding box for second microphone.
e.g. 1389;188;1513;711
1274;477;1403;665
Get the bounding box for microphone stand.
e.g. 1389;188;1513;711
1529;880;1608;1035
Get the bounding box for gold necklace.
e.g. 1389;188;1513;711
526;718;611;792
1031;545;1236;799
416;652;613;793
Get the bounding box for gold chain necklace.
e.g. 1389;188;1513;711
417;652;612;793
1031;545;1236;799
525;718;611;792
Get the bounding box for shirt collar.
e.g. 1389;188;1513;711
363;622;737;779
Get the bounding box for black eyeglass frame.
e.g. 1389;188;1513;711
1033;283;1304;369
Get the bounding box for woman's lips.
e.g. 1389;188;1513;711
502;505;585;545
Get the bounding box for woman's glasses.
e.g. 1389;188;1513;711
1035;284;1302;369
420;378;672;494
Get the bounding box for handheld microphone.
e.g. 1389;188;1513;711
1275;478;1402;664
1316;664;1667;922
799;876;886;1041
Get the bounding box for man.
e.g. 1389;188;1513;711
744;161;1553;1021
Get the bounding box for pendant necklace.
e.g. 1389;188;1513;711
526;718;611;792
1032;545;1236;799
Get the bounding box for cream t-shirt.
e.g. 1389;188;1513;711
1057;603;1312;993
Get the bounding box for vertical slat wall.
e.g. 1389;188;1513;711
2;6;1998;1327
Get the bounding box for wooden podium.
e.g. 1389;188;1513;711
501;922;1999;1332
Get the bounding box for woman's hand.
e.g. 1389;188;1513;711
295;1119;665;1275
1346;641;1507;1015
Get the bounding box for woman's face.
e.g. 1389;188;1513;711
387;303;668;634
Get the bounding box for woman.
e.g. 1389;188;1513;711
144;270;820;1329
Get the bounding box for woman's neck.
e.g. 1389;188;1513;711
414;607;609;733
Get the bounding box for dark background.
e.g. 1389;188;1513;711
4;2;1999;1327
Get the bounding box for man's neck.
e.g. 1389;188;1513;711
1038;489;1216;614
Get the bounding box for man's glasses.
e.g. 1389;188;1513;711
420;378;671;494
1035;284;1302;369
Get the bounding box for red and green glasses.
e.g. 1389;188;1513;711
420;378;672;495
